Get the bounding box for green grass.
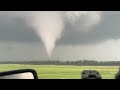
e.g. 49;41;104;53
0;64;119;79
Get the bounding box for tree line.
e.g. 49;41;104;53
1;60;120;66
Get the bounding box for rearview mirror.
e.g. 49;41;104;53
0;69;38;79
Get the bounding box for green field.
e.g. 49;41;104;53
0;64;119;79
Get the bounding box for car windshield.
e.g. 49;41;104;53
0;11;120;79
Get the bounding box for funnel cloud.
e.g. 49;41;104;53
28;12;64;57
0;11;102;57
24;11;102;57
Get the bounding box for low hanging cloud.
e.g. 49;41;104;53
28;11;102;56
0;11;120;57
59;12;120;45
0;11;103;57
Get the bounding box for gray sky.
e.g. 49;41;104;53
0;11;120;61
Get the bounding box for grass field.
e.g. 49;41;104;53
0;64;119;79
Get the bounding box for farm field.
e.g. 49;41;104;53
0;64;119;79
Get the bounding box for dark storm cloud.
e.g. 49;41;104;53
0;11;120;45
58;12;120;45
0;16;40;42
